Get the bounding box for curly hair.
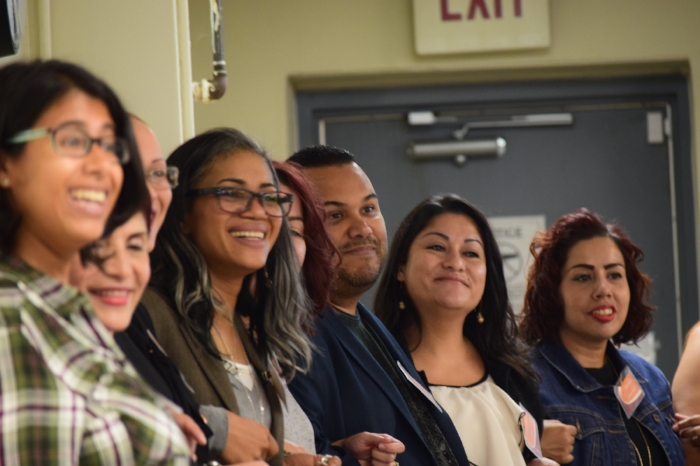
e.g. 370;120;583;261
520;208;655;346
273;161;338;321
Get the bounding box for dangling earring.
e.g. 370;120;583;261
1;178;8;187
476;301;485;324
398;281;406;310
263;266;273;288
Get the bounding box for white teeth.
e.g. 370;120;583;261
592;308;613;316
71;189;106;202
230;231;264;239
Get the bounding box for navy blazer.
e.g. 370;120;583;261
289;303;470;466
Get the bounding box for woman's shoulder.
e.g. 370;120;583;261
141;287;179;322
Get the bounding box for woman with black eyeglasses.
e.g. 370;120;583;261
143;128;340;466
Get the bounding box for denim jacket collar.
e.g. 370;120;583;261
538;340;648;393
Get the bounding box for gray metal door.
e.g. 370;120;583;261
296;77;696;379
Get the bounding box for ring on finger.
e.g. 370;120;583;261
318;454;333;465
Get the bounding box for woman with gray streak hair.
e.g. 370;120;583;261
144;127;340;466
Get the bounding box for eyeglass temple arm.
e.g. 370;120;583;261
8;128;49;144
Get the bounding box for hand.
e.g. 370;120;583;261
541;419;576;464
284;453;342;466
528;458;561;466
284;440;309;455
168;409;207;461
333;432;405;466
220;411;279;463
673;413;700;447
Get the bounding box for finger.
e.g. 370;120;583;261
565;424;578;436
267;432;280;459
676;413;689;421
371;460;396;466
376;441;406;454
182;417;207;446
679;426;700;439
677;415;700;429
370;448;396;463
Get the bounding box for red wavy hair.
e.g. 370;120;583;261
273;161;338;320
520;208;655;346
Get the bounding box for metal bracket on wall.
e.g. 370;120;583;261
192;0;227;102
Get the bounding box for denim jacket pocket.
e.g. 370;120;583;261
549;410;606;466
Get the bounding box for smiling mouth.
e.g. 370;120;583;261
230;231;265;240
591;308;614;316
70;189;107;203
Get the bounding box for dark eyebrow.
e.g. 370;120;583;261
216;179;275;190
218;178;245;185
421;232;484;247
605;263;625;269
569;264;594;271
324;200;345;208
569;263;625;271
325;193;377;208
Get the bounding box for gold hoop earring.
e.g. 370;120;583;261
476;301;485;324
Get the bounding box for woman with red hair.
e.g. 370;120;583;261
520;208;684;466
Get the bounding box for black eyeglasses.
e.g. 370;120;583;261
7;122;130;164
187;187;294;217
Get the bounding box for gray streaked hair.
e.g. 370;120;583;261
150;128;313;378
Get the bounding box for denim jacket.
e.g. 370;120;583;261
532;340;684;466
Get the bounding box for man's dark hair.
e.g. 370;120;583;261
288;145;357;168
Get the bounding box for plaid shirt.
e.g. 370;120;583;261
0;255;190;465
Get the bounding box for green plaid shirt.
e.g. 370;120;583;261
0;255;190;465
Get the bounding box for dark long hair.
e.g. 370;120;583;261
520;208;655;345
0;60;147;251
150;128;313;378
375;194;535;379
273;161;338;321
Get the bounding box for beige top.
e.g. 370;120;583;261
431;375;526;466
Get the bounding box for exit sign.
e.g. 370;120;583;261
413;0;550;55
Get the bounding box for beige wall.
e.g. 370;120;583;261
1;0;191;155
189;0;698;165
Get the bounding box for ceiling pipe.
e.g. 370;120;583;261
193;0;227;102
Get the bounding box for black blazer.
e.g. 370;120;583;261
114;304;213;463
398;331;545;462
289;303;470;466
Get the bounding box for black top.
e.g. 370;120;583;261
336;309;459;466
586;361;669;466
115;304;213;463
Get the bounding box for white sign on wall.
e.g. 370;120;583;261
412;0;550;55
488;215;546;313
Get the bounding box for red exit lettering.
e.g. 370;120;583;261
441;0;523;21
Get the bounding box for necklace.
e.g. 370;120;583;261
212;316;266;425
630;420;652;466
212;317;247;376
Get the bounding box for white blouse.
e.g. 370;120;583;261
431;375;527;466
